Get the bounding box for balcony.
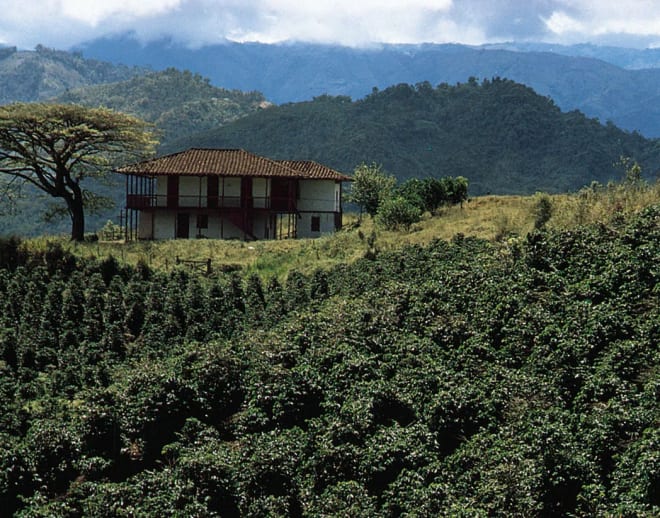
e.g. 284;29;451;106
126;194;297;211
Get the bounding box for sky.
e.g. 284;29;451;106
0;0;659;50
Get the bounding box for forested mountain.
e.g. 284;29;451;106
0;203;658;515
0;45;143;104
481;42;660;70
53;68;269;147
77;37;660;137
167;78;660;195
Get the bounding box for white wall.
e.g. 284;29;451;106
155;176;167;207
153;212;175;239
223;177;241;207
297;212;336;238
298;180;337;212
138;211;153;239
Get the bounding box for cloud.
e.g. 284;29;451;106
59;0;184;26
221;0;460;46
0;0;658;49
541;1;660;42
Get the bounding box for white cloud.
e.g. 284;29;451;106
59;0;183;26
543;1;660;41
544;11;585;35
0;0;657;49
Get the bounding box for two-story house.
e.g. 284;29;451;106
117;148;351;240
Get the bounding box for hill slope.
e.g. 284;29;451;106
167;78;660;195
0;45;143;103
1;204;658;515
53;68;269;147
77;37;660;137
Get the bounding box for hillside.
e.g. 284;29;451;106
1;198;658;515
77;37;660;137
0;44;143;104
167;78;660;195
53;68;269;147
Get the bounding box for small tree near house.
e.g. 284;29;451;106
348;162;396;218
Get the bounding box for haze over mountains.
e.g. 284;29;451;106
0;45;143;104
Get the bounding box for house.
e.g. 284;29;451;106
116;148;352;240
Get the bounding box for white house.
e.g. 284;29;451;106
117;148;351;240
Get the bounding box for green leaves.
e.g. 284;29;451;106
1;205;659;515
348;162;396;217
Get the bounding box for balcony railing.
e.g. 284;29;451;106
126;194;298;211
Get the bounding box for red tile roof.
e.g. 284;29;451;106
117;148;351;181
277;160;352;181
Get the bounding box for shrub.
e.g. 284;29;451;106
376;196;422;230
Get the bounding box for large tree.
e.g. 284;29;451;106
0;103;156;240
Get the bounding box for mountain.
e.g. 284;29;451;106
481;42;660;70
53;68;270;147
0;44;144;103
165;78;660;195
76;36;660;137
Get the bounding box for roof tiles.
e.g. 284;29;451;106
118;148;351;181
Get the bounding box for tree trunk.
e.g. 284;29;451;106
69;196;85;241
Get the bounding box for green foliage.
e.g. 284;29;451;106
375;195;422;230
0;205;659;515
348;162;396;217
398;176;469;214
168;78;660;196
55;68;267;149
532;192;554;229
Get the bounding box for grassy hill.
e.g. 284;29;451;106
25;177;660;279
1;186;658;516
166;78;660;195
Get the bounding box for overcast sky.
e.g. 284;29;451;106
1;0;659;50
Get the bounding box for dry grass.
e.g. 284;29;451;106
25;182;660;280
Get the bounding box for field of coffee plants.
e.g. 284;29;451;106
0;204;658;515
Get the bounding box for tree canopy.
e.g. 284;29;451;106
349;162;396;217
54;68;267;148
0;103;156;240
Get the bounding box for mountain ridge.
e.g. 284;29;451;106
75;36;660;137
165;78;660;196
0;44;144;103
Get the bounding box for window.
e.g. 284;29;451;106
311;216;320;232
197;214;209;229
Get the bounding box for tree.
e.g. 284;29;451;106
532;193;554;230
349;163;396;218
444;176;469;207
0;103;156;241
